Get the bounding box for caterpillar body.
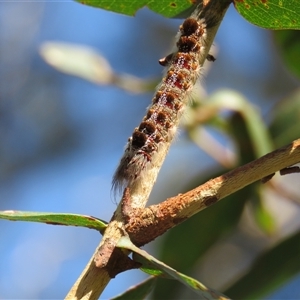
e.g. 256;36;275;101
112;3;218;193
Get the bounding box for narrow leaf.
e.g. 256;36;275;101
250;187;276;235
117;237;230;300
0;210;107;233
133;252;171;278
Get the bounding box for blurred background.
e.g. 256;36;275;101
0;0;300;299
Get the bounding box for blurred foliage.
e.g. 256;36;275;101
273;30;300;79
225;230;300;299
0;5;75;181
269;89;300;146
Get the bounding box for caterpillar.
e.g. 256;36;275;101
112;2;219;193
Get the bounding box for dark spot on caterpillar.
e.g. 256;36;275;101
167;72;188;91
132;131;147;148
177;36;200;52
173;52;193;69
174;102;182;111
170;2;176;7
152;91;162;104
181;18;199;36
165;92;176;104
154;132;163;143
157;111;167;124
146;108;155;119
139;121;156;134
153;91;176;109
143;142;156;154
165;71;185;89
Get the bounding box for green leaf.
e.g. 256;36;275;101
224;230;300;299
250;187;276;235
0;210;107;233
269;89;300;147
273;30;300;79
75;0;196;18
137;256;167;277
233;0;300;29
111;276;156;300
117;237;230;300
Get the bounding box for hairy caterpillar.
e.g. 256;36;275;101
112;2;219;193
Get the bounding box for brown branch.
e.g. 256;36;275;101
65;252;110;300
125;139;300;246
